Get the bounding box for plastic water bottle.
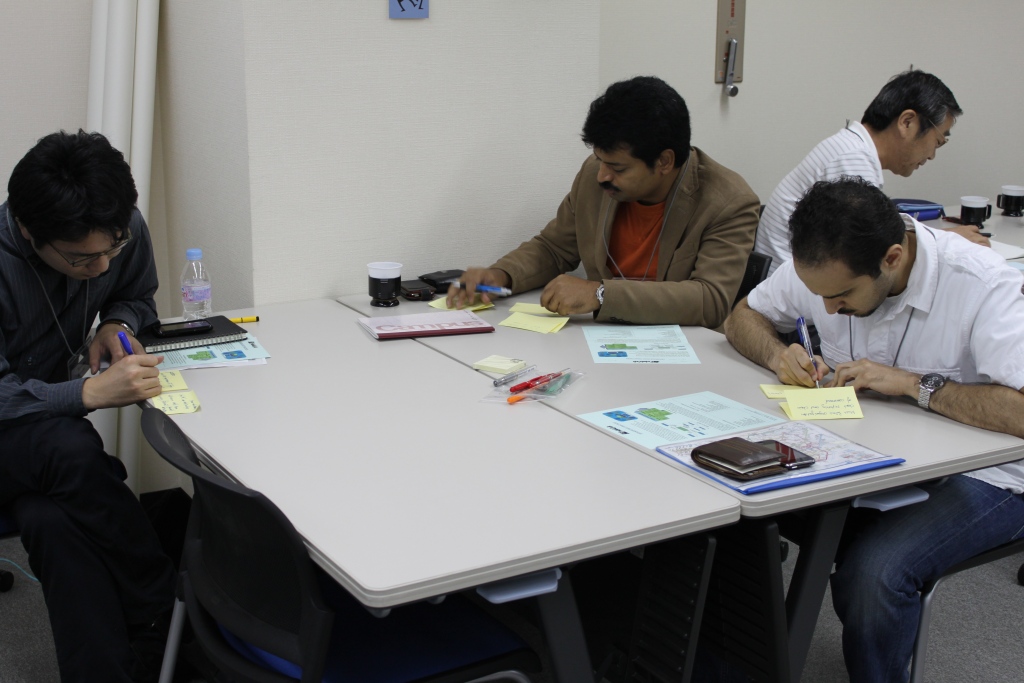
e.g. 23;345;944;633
181;248;212;319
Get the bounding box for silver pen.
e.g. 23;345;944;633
493;364;537;387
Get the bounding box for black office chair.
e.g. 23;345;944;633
909;537;1024;683
140;408;539;683
732;251;773;308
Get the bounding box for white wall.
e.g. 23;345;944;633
599;0;1024;205
156;0;600;309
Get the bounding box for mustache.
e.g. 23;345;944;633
599;181;621;193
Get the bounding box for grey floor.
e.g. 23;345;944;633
2;536;1023;683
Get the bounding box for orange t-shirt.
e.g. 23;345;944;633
606;200;664;280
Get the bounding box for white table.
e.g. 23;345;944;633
168;298;740;682
925;205;1024;250
338;291;1024;682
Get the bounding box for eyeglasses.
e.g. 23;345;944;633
49;229;132;267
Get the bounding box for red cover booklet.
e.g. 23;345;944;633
357;310;494;339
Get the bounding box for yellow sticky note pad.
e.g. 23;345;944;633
499;312;569;334
152;391;201;415
509;302;560;316
428;298;494;312
760;383;811;399
159;370;188;392
782;386;863;420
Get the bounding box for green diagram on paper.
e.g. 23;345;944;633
603;343;637;350
186;350;215;361
637;407;671;421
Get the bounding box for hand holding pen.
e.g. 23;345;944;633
796;317;820;389
445;267;512;309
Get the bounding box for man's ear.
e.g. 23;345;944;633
16;219;34;243
882;242;904;272
895;110;921;140
655;149;676;174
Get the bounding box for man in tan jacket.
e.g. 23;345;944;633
447;76;759;327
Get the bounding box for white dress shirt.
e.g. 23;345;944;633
748;216;1024;493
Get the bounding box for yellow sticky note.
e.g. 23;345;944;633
780;402;794;418
428;297;494;312
509;302;560;316
499;312;569;334
159;370;188;392
151;391;201;415
760;383;811;399
782;386;863;420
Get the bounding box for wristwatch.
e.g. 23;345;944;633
595;284;605;306
103;319;135;337
917;373;946;410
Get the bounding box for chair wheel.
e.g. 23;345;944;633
1017;563;1024;587
0;569;13;592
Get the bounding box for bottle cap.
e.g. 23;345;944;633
186;248;203;260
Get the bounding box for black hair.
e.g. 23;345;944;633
861;70;962;136
7;130;138;245
789;177;906;278
581;76;691;168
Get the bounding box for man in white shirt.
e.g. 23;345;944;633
755;70;988;275
725;177;1024;683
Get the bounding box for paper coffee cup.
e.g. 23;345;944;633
367;262;402;278
960;196;989;208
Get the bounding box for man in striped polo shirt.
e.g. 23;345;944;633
755;70;988;276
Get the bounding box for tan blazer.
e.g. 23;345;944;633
492;148;760;327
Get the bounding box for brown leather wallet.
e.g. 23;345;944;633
691;437;789;481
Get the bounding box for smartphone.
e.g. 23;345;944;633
756;440;816;469
401;279;436;301
152;320;213;338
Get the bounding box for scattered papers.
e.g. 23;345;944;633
509;302;561;316
158;370;189;392
499;312;569;334
578;391;784;451
760;384;811;399
473;355;527;374
780;386;863;420
428;297;495;312
151;390;201;415
990;239;1024;260
657;421;903;494
583;326;699;364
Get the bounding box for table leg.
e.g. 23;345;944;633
535;571;595;683
784;502;849;682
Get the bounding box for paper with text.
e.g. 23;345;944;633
158;370;188;392
781;386;863;419
151;390;201;415
583;325;699;364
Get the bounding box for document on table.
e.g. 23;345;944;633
657;422;904;494
428;297;495;312
156;336;271;371
990;239;1024;260
509;302;561;316
582;325;699;364
578;391;784;451
780;386;863;419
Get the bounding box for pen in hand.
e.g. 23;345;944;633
796;317;820;389
451;281;512;297
117;330;135;356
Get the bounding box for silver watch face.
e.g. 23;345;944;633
921;373;946;391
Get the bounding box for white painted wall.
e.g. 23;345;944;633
599;0;1024;205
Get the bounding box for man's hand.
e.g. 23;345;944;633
947;224;991;247
82;353;164;410
540;275;601;315
90;323;143;374
828;358;919;397
446;267;511;309
773;344;829;387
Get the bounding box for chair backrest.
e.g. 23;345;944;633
140;408;333;682
733;251;773;308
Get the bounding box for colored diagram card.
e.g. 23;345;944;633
760;384;811;399
582;325;699;365
151;391;201;415
657;421;903;494
578;391;784;451
780;386;863;419
428;297;494;312
509;302;560;316
499;312;568;334
158;370;188;392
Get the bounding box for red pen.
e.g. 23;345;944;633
509;368;571;394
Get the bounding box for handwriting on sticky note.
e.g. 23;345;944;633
159;370;188;392
760;383;812;399
428;298;494;312
509;302;560;316
782;386;863;420
499;312;568;334
151;391;201;415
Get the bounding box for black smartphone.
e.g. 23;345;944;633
401;279;436;301
152;320;213;338
756;440;816;469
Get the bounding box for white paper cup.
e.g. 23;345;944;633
1001;185;1024;197
367;262;402;278
960;196;990;208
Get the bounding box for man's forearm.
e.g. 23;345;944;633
929;382;1024;440
723;301;788;371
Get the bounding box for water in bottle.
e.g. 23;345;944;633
181;248;212;319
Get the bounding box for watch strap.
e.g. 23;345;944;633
595;283;605;306
102;319;135;337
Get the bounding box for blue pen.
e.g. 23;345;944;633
452;282;513;297
796;317;820;388
117;330;135;356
